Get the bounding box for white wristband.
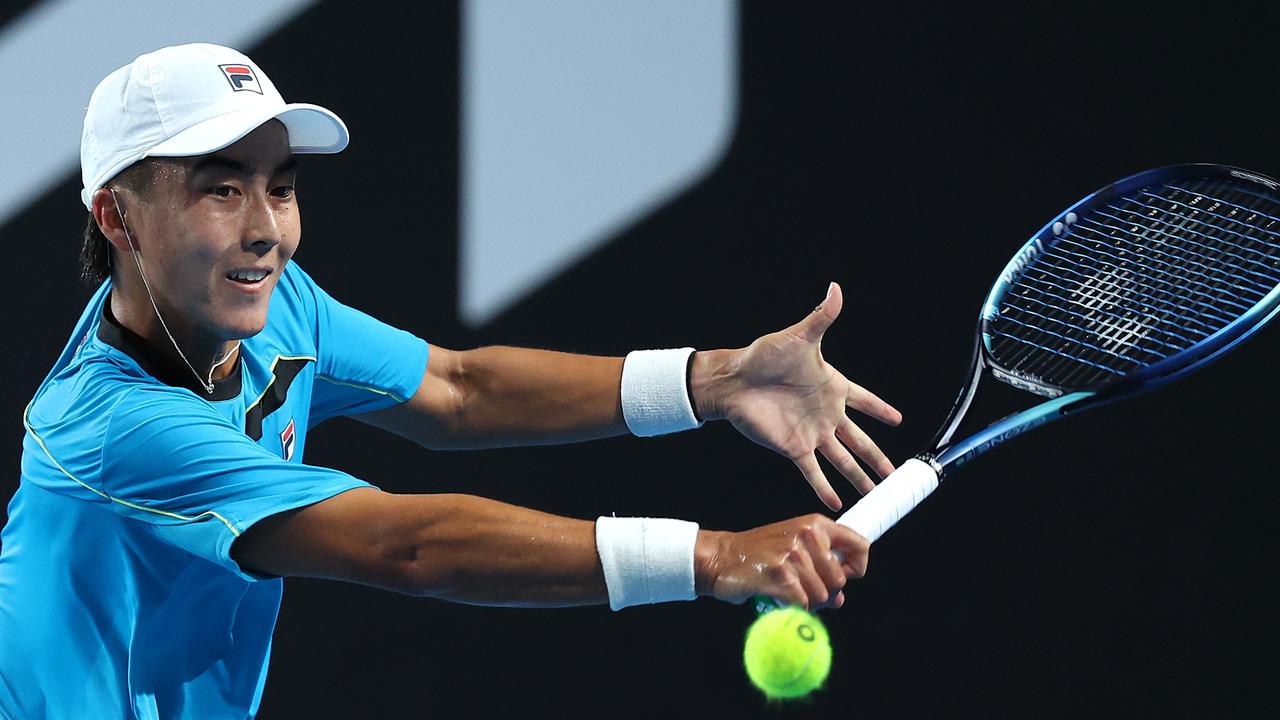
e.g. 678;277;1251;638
620;348;703;436
595;516;699;611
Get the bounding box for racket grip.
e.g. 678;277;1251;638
836;457;939;543
752;458;940;615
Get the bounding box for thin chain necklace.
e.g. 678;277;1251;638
112;190;240;395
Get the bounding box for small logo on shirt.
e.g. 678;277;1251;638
280;418;296;461
218;63;262;94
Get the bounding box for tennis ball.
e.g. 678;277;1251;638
743;606;832;700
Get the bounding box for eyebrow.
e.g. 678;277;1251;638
190;155;297;177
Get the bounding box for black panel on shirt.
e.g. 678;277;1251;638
244;358;312;441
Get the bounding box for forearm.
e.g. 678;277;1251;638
235;488;610;606
394;492;609;606
447;346;627;446
450;346;743;442
404;496;754;609
360;341;745;450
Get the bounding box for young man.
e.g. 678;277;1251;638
0;44;902;718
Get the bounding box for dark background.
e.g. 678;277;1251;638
3;2;1279;717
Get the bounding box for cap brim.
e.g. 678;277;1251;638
147;102;348;158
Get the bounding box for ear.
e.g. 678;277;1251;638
90;187;135;253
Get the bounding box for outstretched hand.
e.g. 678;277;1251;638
692;283;902;511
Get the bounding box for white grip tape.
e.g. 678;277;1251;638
836;458;939;544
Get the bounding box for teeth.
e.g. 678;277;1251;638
228;269;269;282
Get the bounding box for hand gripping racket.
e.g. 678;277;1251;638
757;163;1280;612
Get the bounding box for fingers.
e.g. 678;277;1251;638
819;435;876;496
845;379;903;426
768;518;850;610
778;519;862;610
788;542;831;611
828;523;871;578
837;417;896;480
793;453;842;511
799;523;847;609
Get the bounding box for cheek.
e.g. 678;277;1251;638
178;239;225;278
279;208;301;254
158;230;226;292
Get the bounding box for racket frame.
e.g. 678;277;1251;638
928;164;1280;476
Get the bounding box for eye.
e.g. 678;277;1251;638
208;185;238;198
270;185;295;199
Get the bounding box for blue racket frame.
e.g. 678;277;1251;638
930;164;1280;473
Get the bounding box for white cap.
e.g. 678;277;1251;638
80;43;348;210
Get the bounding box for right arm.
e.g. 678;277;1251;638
231;488;869;609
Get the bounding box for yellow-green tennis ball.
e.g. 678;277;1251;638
743;607;832;700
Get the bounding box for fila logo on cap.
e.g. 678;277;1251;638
218;63;262;94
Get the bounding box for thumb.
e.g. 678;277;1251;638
795;281;843;343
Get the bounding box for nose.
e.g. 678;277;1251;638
243;190;282;253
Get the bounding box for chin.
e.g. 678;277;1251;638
232;321;269;340
220;312;270;341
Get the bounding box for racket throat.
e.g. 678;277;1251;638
926;347;1089;472
929;345;985;452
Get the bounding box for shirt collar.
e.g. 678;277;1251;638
96;295;243;401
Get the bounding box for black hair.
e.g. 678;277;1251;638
78;160;159;287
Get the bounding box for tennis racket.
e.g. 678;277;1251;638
756;163;1280;613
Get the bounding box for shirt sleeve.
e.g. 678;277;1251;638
296;269;430;423
101;385;373;582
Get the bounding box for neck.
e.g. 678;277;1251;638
108;276;241;388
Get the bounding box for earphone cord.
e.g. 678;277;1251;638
111;189;239;395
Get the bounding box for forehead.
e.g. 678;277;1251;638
186;120;294;175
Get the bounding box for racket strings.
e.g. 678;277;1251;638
999;238;1225;377
1131;193;1280;262
1001;292;1188;353
988;175;1280;389
1076;214;1273;293
1045;241;1245;316
1013;189;1244;381
998;176;1280;384
1109;192;1280;271
1051;235;1256;316
1077;188;1273;298
1172;185;1280;246
1024;261;1223;333
1153;179;1280;298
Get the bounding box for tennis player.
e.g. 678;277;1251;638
0;44;901;718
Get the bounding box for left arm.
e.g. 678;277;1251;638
358;345;632;449
359;283;902;510
357;343;740;449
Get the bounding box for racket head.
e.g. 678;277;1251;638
979;164;1280;398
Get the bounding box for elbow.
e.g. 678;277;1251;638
355;492;509;601
411;388;468;452
438;351;476;446
370;501;469;599
375;538;456;598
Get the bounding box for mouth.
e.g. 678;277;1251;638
225;267;273;289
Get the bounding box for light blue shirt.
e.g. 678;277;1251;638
0;263;429;719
